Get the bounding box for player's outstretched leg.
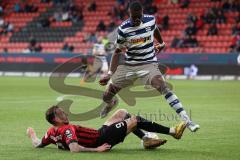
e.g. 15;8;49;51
100;84;121;118
134;115;187;139
151;75;200;132
125;116;187;149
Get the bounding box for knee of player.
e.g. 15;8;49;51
151;76;169;94
102;91;112;103
130;116;138;125
116;109;128;117
102;84;121;103
151;76;163;88
102;91;109;100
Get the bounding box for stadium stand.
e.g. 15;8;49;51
156;0;238;53
0;0;239;54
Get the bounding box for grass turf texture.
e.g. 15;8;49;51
0;77;240;160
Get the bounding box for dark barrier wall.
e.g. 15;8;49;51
0;53;240;75
157;54;239;65
0;53;239;64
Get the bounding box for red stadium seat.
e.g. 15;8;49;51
0;0;234;54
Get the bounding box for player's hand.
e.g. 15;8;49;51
27;127;36;138
99;74;111;86
154;42;166;55
27;127;41;147
96;143;111;152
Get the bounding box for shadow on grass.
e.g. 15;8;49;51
36;146;211;156
109;147;211;155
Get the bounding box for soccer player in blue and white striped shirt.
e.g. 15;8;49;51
99;1;200;133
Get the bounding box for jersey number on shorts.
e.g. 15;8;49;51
115;122;125;128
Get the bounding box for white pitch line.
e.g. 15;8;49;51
56;95;77;102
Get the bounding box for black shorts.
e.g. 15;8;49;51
96;121;127;148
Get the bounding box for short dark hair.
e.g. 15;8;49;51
45;105;59;125
129;1;143;12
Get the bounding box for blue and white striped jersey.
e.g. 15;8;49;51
115;14;157;64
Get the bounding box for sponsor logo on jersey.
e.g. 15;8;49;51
130;35;151;44
65;129;73;138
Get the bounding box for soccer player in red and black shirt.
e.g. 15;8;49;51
27;105;186;152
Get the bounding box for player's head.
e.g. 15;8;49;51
129;1;143;26
45;105;69;126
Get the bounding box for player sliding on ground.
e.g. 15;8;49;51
27;105;186;152
99;1;200;132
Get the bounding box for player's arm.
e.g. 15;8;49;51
109;26;126;75
154;25;166;53
109;48;122;74
65;127;111;152
154;27;164;44
69;142;111;153
108;27;126;74
26;127;46;148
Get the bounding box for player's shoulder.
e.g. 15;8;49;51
45;126;55;136
142;14;156;23
62;124;76;130
47;126;55;133
119;19;131;30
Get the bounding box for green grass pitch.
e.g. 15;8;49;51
0;77;240;160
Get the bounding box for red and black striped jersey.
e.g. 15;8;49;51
41;124;100;150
